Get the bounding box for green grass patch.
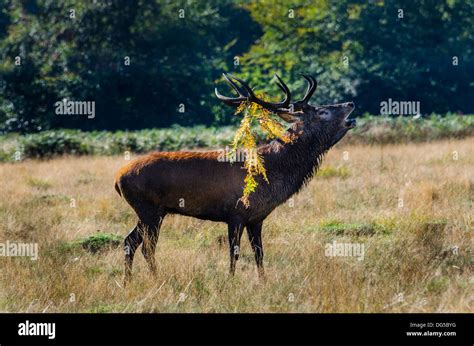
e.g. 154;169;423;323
317;166;350;179
56;232;122;254
316;219;392;236
28;194;70;206
85;266;104;277
84;304;125;313
426;276;450;295
78;232;122;253
26;177;53;190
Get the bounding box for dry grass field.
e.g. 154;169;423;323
0;138;472;312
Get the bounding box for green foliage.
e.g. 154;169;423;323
0;0;474;134
346;114;474;144
20;130;90;158
231;100;290;207
74;232;122;254
0;114;472;161
316;166;351;179
54;232;121;255
426;276;450;295
317;219;392;236
240;0;356;104
0;0;260;132
26;177;52;190
1;0;473;133
241;0;474;115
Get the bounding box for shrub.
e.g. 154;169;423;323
20;130;91;158
79;232;122;253
0;114;472;161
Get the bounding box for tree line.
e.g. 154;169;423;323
0;0;473;133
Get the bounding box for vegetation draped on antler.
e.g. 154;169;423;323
215;73;317;207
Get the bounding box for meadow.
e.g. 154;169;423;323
0;136;472;312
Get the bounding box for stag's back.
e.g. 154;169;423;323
114;151;247;221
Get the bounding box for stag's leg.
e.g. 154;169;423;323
124;223;143;285
123;196;163;285
227;222;244;275
246;221;265;278
140;215;165;276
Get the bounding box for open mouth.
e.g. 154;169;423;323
340;103;356;129
344;107;356;128
344;118;357;129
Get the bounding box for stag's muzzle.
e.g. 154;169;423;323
342;102;356;129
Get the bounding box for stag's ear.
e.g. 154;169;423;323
275;111;302;123
278;113;299;123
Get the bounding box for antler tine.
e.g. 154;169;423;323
226;73;258;99
214;88;246;106
215;73;295;121
214;73;248;106
274;74;291;108
227;73;291;110
223;73;249;97
300;73;317;104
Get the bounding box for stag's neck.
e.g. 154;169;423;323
262;124;332;203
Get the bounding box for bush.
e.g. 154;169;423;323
20;130;91;158
0;114;472;161
347;114;474;144
61;232;122;254
79;232;122;253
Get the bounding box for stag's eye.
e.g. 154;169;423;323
317;109;330;118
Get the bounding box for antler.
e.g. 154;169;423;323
216;73;318;123
299;74;317;105
275;74;318;119
215;73;291;111
214;74;249;107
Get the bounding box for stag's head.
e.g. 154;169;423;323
215;73;356;148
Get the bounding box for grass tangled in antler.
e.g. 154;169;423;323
229;96;292;208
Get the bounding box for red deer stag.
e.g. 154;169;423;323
115;73;356;284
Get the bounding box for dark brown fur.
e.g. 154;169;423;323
115;102;355;283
